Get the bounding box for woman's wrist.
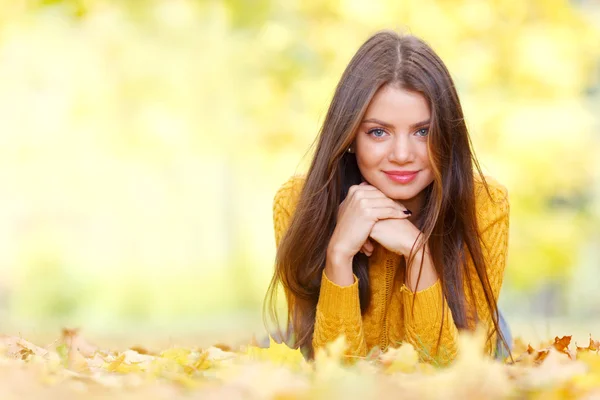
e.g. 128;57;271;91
326;241;355;264
325;245;355;287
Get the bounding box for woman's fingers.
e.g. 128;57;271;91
334;181;412;259
344;196;409;221
368;206;411;221
360;245;373;257
347;183;379;198
360;238;374;257
364;239;374;254
350;185;411;215
360;197;410;213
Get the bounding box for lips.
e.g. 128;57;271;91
383;170;419;184
383;170;420;176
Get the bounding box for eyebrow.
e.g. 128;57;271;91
361;118;431;129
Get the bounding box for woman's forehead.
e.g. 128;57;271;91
363;85;430;128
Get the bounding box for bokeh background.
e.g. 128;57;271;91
0;0;599;349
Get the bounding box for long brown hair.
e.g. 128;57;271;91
263;30;508;361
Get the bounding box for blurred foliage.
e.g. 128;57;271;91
1;328;600;397
0;0;598;328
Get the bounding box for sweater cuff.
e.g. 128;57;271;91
400;280;444;322
401;279;458;364
317;269;361;320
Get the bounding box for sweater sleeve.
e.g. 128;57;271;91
401;279;459;365
313;270;368;358
272;176;367;359
400;179;510;366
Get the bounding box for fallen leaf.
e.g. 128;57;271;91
243;336;307;371
379;342;419;374
553;336;572;355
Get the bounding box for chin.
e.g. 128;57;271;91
387;190;420;202
375;185;418;201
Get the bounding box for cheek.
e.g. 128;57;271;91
355;141;380;168
418;148;435;184
417;144;432;167
357;153;376;169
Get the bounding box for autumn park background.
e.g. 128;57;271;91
0;0;599;353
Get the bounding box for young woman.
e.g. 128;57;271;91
264;30;512;365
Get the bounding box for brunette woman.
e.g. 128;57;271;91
264;30;512;365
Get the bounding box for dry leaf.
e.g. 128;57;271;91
0;329;598;398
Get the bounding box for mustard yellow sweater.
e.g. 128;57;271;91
272;175;509;365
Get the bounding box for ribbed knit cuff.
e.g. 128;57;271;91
400;280;444;323
401;279;458;364
317;269;361;320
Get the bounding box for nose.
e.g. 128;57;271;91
388;134;414;164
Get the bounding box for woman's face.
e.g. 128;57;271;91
353;84;434;209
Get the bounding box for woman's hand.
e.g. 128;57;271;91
349;184;437;291
327;182;411;267
368;218;423;256
357;188;421;258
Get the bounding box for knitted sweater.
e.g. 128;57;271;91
272;174;510;365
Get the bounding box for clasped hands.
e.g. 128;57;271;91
329;181;423;260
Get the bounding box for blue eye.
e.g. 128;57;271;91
415;128;429;137
368;128;387;138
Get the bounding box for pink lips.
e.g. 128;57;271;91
383;170;419;184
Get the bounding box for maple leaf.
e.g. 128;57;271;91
553;335;574;359
576;335;600;354
534;348;551;364
517;343;551;365
517;336;578;365
513;348;588;392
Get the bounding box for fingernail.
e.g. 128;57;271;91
403;209;412;215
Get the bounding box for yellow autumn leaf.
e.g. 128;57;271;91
160;348;192;365
105;353;142;374
190;350;211;371
380;342;419;374
313;335;350;382
243;336;307;371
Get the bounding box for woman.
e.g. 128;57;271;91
263;30;512;366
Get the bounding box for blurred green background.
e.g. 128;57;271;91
0;0;599;348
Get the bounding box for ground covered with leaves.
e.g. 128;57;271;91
0;329;599;399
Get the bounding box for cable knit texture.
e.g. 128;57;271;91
272;174;509;365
